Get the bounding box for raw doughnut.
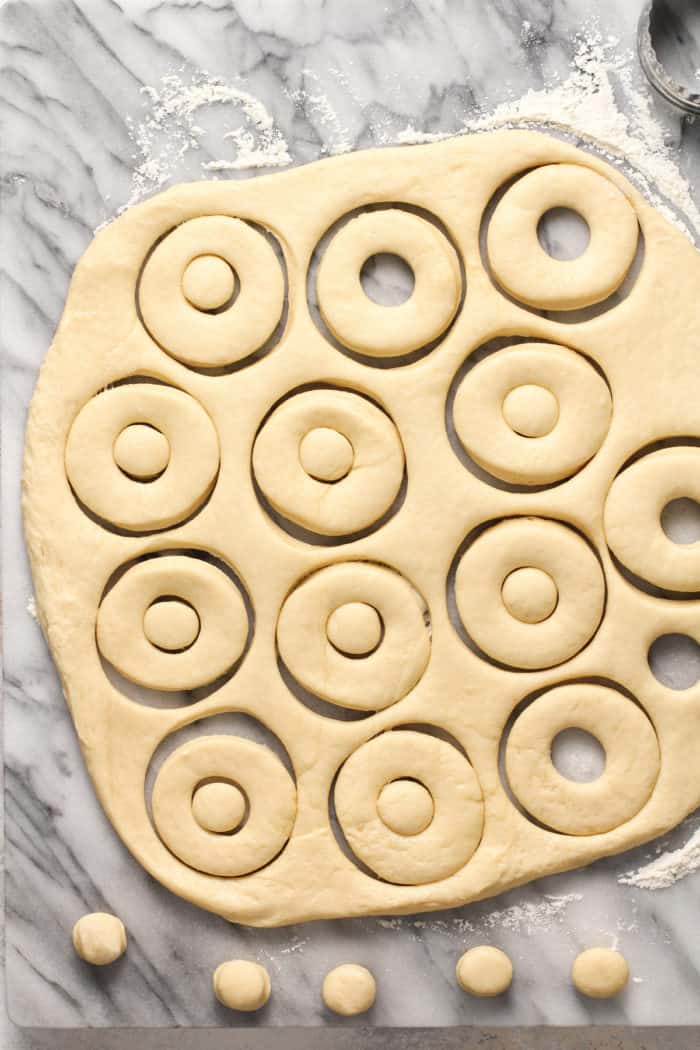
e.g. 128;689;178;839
72;913;127;966
253;389;404;536
213;960;271;1011
322;964;376;1016
317;208;461;357
456;946;513;997
487;163;638;309
572;948;629;998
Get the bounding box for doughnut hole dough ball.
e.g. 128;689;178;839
452;343;612;487
487;163;639;310
326;601;383;656
213;960;271;1012
113;424;170;479
322;964;376;1016
572;949;629;999
376;779;434;836
299;426;354;482
456;946;513;997
72;913;127;966
501;567;558;624
143;599;200;652
316;208;462;357
192;781;247;833
182;254;236;311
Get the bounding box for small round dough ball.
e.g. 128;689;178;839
456;946;513;997
72;912;127;966
501;567;558;624
299;427;354;482
572;948;629;999
113;424;170;480
143;599;200;652
376;778;434;835
213;960;271;1012
182;254;236;312
192;781;247;834
502;383;559;438
322;963;376;1016
326;602;383;656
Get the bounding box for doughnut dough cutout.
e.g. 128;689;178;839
276;562;430;711
454;518;605;670
213;960;271;1012
487;164;639;310
334;729;483;884
506;684;660;835
72;913;127;966
322;964;377;1016
138;216;284;367
572;949;629;999
97;555;248;691
253;389;404;536
456;947;513;997
452;344;612;486
316;208;462;357
604;446;700;593
65;383;219;531
151;735;296;877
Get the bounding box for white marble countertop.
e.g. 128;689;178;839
3;0;700;1046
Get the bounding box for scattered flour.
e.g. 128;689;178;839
619;827;700;890
285;68;354;156
376;893;581;937
26;594;37;621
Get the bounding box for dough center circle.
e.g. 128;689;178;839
299;426;354;482
113;423;171;480
182;254;236;312
376;778;434;836
326;601;383;656
192;780;247;834
501;566;559;624
143;599;201;652
502;383;559;438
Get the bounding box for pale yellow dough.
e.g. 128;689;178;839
72;913;127;966
456;946;513;997
23;131;700;926
322;964;376;1016
571;948;629;999
213;960;271;1011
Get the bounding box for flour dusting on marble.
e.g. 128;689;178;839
377;893;581;937
619;827;700;890
26;594;37;621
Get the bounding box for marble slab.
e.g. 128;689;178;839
3;0;700;1030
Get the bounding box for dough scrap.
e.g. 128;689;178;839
213;960;271;1011
23;130;700;926
72;913;127;966
456;946;513;997
322;964;376;1016
571;948;629;999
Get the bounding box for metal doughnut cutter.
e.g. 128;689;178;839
638;0;700;118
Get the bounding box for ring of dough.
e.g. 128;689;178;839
454;518;605;670
487;164;638;310
604;446;700;592
276;562;430;711
97;556;249;691
152;735;296;876
65;383;219;531
316;208;462;357
253;389;405;536
334;729;483;884
138;216;285;367
452;343;612;485
505;684;660;835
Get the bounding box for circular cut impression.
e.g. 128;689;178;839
192;780;247;833
277;562;430;711
213;960;271;1012
113;423;170;479
452;343;612;486
316;208;462;357
605;446;700;593
152;735;296;876
97;556;249;691
454;518;605;670
376;779;435;836
506;684;660;835
327;601;383;656
253;389;404;536
334;729;483;884
66;383;219;532
487;164;638;310
139;216;284;367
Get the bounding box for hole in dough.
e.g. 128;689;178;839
326;602;384;657
376;778;434;836
143;597;201;652
648;633;700;690
299;427;354;483
501;384;559;438
359;252;415;306
537;207;591;260
113;423;171;481
661;497;700;545
551;728;606;783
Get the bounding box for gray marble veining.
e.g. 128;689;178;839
2;0;700;1039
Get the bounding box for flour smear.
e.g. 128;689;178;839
619;826;700;890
